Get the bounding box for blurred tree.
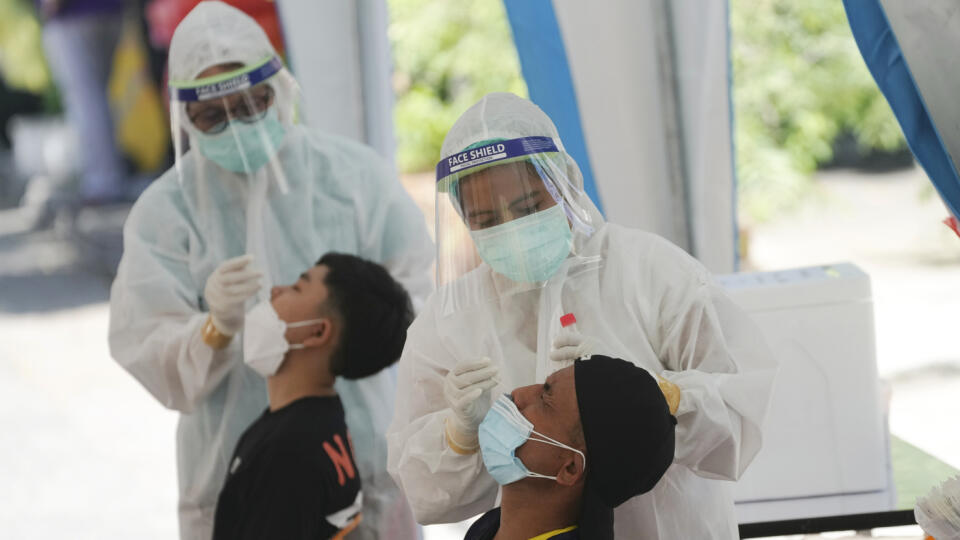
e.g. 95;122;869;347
388;0;906;221
0;0;54;96
731;0;906;222
389;0;526;173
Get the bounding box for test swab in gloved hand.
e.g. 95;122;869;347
549;313;599;365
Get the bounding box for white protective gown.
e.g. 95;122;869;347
110;126;432;540
388;220;777;539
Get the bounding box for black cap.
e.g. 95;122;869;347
577;478;615;540
574;355;677;508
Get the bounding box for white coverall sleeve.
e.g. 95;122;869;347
386;305;499;524
355;156;434;311
108;198;237;413
651;240;778;481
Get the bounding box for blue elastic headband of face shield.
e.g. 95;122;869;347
435;136;560;187
169;55;283;102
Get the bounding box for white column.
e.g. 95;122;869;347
551;0;736;272
276;0;395;162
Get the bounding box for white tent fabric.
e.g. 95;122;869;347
878;0;960;180
275;0;396;165
550;0;737;273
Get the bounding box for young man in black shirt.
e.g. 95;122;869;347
212;252;414;540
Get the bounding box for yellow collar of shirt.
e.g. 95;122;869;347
529;525;578;540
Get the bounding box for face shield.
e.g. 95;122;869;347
167;51;308;302
169;55;300;192
435;136;600;291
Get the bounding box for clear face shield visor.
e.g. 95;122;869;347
168;55;299;190
435;136;599;290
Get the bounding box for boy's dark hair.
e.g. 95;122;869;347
316;252;414;380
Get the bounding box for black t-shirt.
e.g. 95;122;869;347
464;508;580;540
213;395;362;540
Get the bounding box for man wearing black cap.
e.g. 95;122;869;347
465;355;677;540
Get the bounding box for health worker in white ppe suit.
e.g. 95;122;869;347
108;3;432;539
386;92;778;539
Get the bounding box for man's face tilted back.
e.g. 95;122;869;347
471;357;678;539
261;254;414;383
270;264;334;351
509;366;586;489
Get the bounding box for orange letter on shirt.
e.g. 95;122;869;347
323;434;356;486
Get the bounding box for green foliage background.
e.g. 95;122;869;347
388;0;527;173
0;0;52;94
731;0;905;221
390;0;908;222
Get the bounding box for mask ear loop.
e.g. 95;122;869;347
495;406;559;481
493;395;588;479
521;436;587;482
525;471;560;481
284;318;326;350
527;431;588;476
285;318;325;329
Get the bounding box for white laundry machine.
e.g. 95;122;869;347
716;263;896;523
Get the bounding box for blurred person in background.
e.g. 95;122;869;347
37;0;127;203
108;2;433;539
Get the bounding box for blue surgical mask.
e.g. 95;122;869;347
195;107;286;173
478;393;586;485
469;204;573;283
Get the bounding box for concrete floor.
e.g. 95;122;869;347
2;166;953;539
0;205;180;539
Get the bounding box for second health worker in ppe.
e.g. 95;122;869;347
387;93;777;539
108;3;433;540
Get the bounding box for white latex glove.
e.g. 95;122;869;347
549;329;600;365
203;254;262;336
443;357;499;453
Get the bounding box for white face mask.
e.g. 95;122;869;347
243;300;324;377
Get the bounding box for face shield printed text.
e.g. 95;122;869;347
194;74;253;101
436;136;559;182
447;143;507;173
171;56;284;103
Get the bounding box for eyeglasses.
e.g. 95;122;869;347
187;85;275;134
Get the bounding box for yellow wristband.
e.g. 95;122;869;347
657;377;682;416
202;315;233;350
444;418;479;455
